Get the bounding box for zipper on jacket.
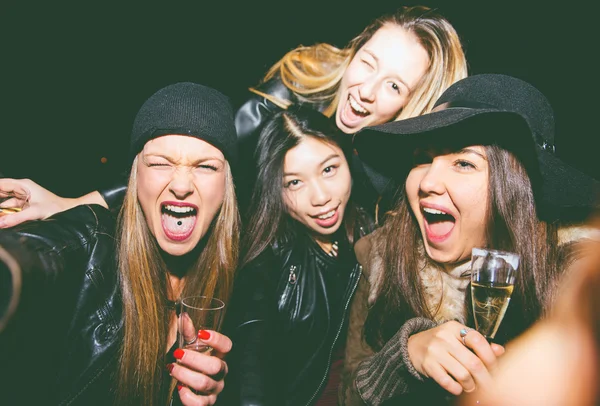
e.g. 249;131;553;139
279;265;299;310
288;265;297;284
304;264;362;406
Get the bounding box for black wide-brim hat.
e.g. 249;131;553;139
354;74;600;222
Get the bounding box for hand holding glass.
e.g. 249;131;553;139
470;248;520;341
178;296;225;355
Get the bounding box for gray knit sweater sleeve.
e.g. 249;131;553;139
354;317;436;405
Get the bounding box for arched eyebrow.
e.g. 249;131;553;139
283;153;340;177
457;148;487;161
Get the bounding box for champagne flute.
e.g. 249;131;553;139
470;248;520;341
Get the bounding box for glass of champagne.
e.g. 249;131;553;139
178;295;225;355
470;248;520;341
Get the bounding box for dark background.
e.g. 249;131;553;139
1;1;597;197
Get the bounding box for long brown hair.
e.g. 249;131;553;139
115;157;239;405
364;145;563;349
254;5;467;120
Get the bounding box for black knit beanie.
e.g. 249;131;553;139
130;82;237;165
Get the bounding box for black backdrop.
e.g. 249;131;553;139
2;1;598;197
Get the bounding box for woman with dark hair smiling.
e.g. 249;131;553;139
219;106;374;406
339;74;600;405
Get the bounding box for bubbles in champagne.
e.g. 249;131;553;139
471;281;513;340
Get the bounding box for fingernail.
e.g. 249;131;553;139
177;384;183;391
173;348;184;360
198;330;211;340
166;363;174;374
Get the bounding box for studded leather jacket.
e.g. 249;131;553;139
218;208;374;406
0;204;121;406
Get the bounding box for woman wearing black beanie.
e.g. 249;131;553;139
0;82;240;406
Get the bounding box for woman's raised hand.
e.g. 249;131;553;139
0;178;106;228
169;330;233;406
407;320;505;396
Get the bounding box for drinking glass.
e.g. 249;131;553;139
0;187;30;217
470;248;520;341
178;295;225;355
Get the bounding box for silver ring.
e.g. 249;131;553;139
460;327;472;346
185;335;198;345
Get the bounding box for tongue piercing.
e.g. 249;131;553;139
177;221;182;226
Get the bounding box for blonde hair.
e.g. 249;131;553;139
115;157;239;406
253;5;467;121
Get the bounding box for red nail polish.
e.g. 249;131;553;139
177;384;183;391
166;363;174;374
198;330;211;340
173;348;185;360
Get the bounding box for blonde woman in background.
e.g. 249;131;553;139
235;5;467;213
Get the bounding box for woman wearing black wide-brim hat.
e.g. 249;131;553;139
339;74;600;405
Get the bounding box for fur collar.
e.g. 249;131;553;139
364;241;471;324
418;258;471;323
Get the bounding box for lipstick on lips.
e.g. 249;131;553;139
161;201;198;242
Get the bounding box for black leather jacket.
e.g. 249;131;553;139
235;76;321;145
0;204;121;406
219;211;374;406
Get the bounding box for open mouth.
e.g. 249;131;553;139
161;203;198;242
317;209;336;220
339;94;370;129
422;206;456;242
348;95;369;117
312;206;340;229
